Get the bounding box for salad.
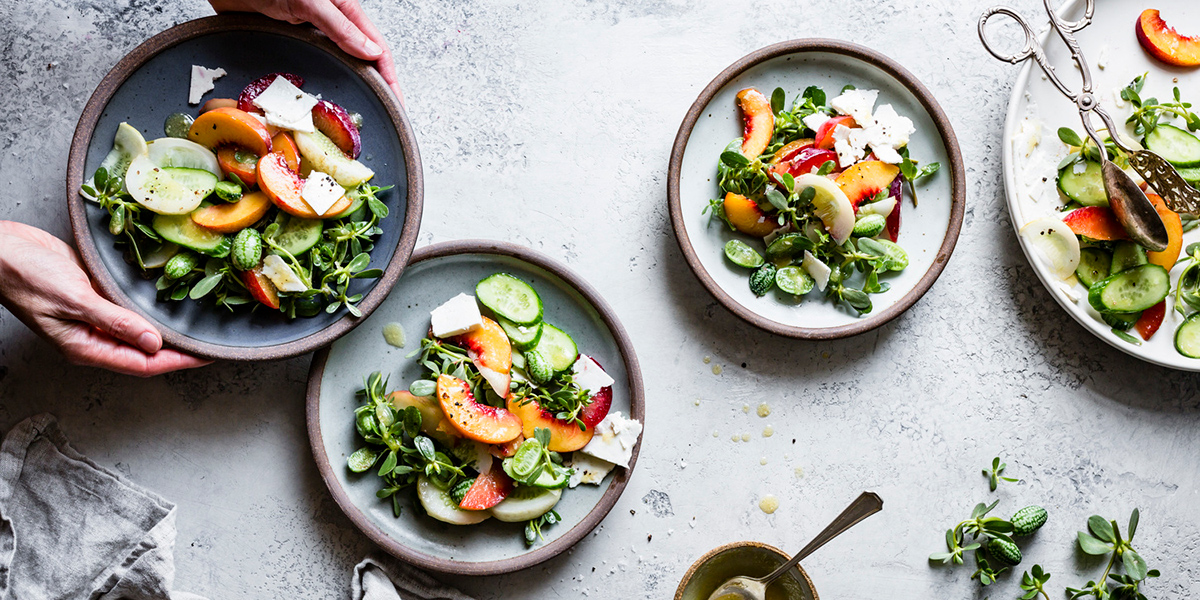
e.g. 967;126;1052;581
80;69;390;318
348;273;642;545
705;84;939;315
1017;73;1200;358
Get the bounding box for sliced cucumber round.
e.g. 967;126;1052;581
293;130;374;187
139;242;180;269
1057;160;1107;206
270;213;324;257
1075;247;1111;287
1177;166;1200;187
416;475;490;525
1145;124;1200;168
147;138;220;176
1110;241;1148;274
127;155;217;215
723;239;764;268
476;273;543;325
152;213;231;257
1087;264;1170;314
1176;313;1200;358
489;485;562;523
499;317;543;350
95;122;147;183
532;323;578;373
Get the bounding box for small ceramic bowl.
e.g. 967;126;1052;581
668;39;965;339
675;541;819;600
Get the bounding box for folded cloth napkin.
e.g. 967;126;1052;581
0;414;474;600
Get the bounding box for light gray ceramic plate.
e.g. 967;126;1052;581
669;39;964;339
306;240;644;575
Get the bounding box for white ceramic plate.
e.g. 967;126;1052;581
1000;0;1200;370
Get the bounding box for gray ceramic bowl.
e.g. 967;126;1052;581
66;16;423;361
306;240;645;575
675;541;818;600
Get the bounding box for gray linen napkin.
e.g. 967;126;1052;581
0;414;473;600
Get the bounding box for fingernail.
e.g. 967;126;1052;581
365;39;383;56
137;332;161;353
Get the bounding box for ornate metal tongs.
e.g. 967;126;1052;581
979;0;1200;249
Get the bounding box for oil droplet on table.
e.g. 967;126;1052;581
742;403;750;413
712;430;720;438
731;434;740;442
382;322;406;348
694;398;701;406
759;495;779;514
762;425;774;437
712;364;723;375
703;355;711;364
759;457;768;465
757;403;771;417
794;466;805;478
740;433;751;442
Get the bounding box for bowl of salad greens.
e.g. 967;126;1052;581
306;240;645;575
668;39;965;339
66;16;422;361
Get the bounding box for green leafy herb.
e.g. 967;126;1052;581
1019;565;1051;600
1067;509;1159;600
1122;72;1200;136
525;510;562;546
984;456;1019;491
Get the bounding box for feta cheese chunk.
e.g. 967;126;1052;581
429;293;483;338
831;124;865;168
188;65;226;105
300;171;345;216
251;76;318;133
863;104;915;164
802;112;830;134
572;354;614;395
801;251;831;292
567;452;615;488
261;254;308;293
578;412;641;468
830;88;878;128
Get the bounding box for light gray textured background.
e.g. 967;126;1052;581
1;0;1196;598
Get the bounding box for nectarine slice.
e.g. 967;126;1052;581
1147;193;1182;269
736;88;774;159
1137;9;1200;67
257;153;352;219
815;115;856;150
506;396;594;452
770;139;814;164
200;98;238;114
723;192;778;238
271;132;301;171
437;374;523;444
1062;206;1128;241
191;190;272;233
240;267;280;309
217;146;259;187
187;107;273;156
457;316;512;398
835;160;900;209
389;390;461;446
459;461;513;510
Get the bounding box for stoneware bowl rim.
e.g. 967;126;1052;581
306;239;646;575
667;38;966;340
65;14;423;361
674;540;820;600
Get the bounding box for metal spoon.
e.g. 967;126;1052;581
979;0;1171;250
705;492;883;600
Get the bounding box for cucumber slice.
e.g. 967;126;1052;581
532;465;570;489
1057;160;1108;206
293;130;375;187
1110;241;1148;274
270;213;324;257
328;195;364;220
532;324;578;373
724;239;764;268
139;242;180;269
1145;124;1200;168
152;213;231;257
1076;247;1111;287
96;122;147;181
489;485;562;523
126;155;218;215
1177;166;1200;187
499;317;543;350
1087;264;1170;313
416;475;490;525
1176;313;1200;358
775;265;814;295
147;138;220;176
476;273;543;325
1101;311;1140;331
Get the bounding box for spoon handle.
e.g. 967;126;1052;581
761;491;884;586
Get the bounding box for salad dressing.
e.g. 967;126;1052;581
759;496;779;514
382;322;406;347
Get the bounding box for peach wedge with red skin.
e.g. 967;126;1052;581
191;190;272;233
506;396;594;452
723;192;778;238
256;152;352;219
240;267;280;309
456;316;512;398
736;88;774;159
187;107;273;156
1136;9;1200;67
217;146;259;187
835;160;900;210
312;99;362;158
437;374;523;444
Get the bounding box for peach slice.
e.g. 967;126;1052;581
835;160;900;210
459;461;513;510
216;146;259;187
1147;193;1182;269
200;98;238;114
490;435;524;459
1062;206;1128;241
271;132;301;171
240;267;279;309
456;316;512;398
815;115;856;150
437;374;523;444
579;386;612;428
188;107;273;156
1136;9;1200;67
191;190;272;233
723;192;778;238
506;397;594;452
256;152;352;219
770;138;814;164
389;390;461;446
736;88;774;159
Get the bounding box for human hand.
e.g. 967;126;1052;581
0;221;212;377
209;0;404;103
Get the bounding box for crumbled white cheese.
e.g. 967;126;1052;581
832;124;865;168
260;254;307;293
862;104;915;164
578;412;641;468
801;251;831;292
567;452;615;487
252;76;318;133
802;112;830;134
300;171;345;216
188;65;226;105
429;293;483;338
572;355;614;396
1096;45;1109;70
830;88;878;127
1113;87;1129;109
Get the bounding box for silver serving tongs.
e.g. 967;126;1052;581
978;0;1199;251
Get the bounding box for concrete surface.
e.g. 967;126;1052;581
1;0;1197;598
